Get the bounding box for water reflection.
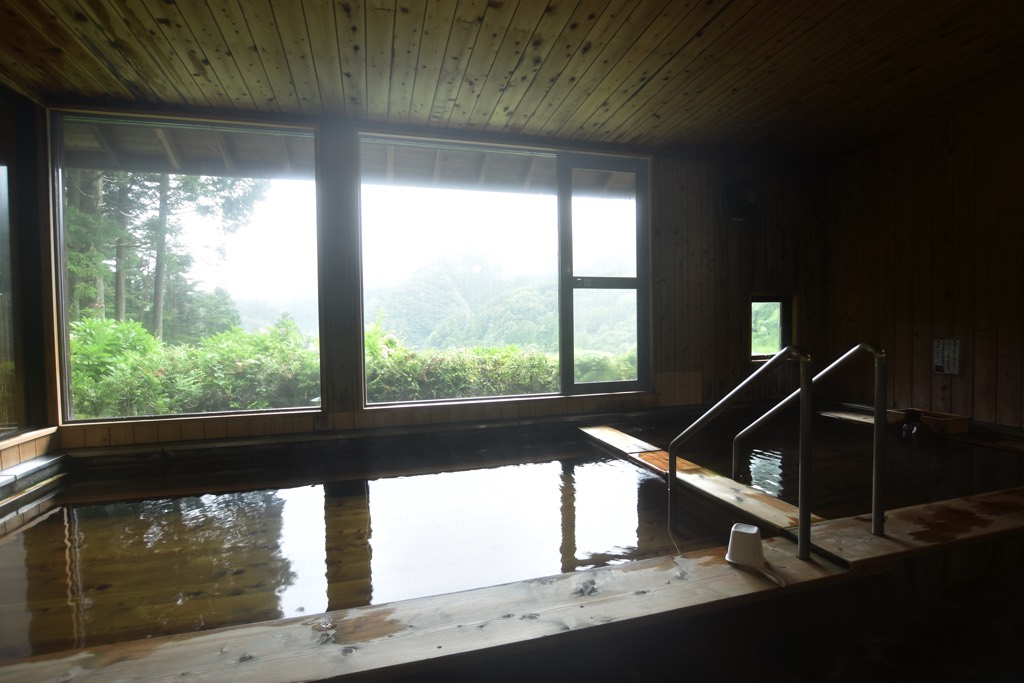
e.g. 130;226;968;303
368;463;563;604
2;454;685;658
5;491;294;658
748;448;783;497
277;485;327;615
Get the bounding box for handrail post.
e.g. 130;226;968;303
797;354;813;560
732;342;889;545
668;345;812;554
872;350;887;536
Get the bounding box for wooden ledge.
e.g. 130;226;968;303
0;539;845;683
805;486;1024;570
581;425;823;533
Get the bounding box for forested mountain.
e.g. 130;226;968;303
363;259;637;356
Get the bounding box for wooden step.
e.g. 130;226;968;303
581;426;823;535
798;486;1024;570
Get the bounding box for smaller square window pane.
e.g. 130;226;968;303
571;169;636;278
574;289;637;383
751;301;782;356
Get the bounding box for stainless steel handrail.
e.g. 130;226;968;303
668;345;814;560
731;342;888;536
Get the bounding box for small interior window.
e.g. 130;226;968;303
751;296;791;358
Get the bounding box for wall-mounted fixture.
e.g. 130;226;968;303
722;180;758;223
933;339;961;374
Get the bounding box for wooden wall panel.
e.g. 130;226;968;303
822;82;1024;430
649;155;821;408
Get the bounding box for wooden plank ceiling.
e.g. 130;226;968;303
2;0;1023;160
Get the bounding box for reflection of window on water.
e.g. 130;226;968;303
748;448;783;497
367;457;651;604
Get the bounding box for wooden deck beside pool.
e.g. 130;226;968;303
0;538;848;683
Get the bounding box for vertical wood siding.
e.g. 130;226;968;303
650;156;823;407
822;83;1024;429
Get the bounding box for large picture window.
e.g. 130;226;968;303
55;115;319;420
53;118;648;420
360;136;649;403
563;156;648;390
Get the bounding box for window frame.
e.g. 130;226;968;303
50;113;654;424
51;111;322;423
750;294;793;360
558;152;651;395
356;134;651;405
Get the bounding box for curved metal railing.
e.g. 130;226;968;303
668;345;815;559
731;342;888;537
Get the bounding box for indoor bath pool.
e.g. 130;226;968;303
0;443;720;659
614;410;1024;520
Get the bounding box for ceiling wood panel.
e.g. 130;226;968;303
124;0;215;109
364;0;396;120
445;0;520;130
155;0;251;109
425;0;481;126
498;0;603;135
4;0;135;100
583;0;771;144
3;0;1023;159
383;0;422;123
706;1;959;141
459;0;542;129
271;0;325;115
532;0;673;139
509;0;635;137
298;0;344;115
408;1;458;125
334;0;368;119
472;0;563;131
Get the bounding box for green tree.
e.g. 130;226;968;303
68;317;167;417
164;286;241;345
63;168;267;339
751;301;782;354
172;315;320;412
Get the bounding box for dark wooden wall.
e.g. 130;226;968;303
650;156;824;407
821;81;1024;429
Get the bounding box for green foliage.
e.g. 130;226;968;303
69;317;167;417
69;316;320;418
751;301;782;355
179;316;320;412
365;260;561;353
63;169;267;339
574;347;638;384
63;204;123;318
69;316;639;414
365;320;560;402
70;317;161;382
162;286;241;345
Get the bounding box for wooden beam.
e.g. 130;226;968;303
89;125;119;166
521;155;538;189
432;147;442;183
476;151;492;186
279;135;292;175
215;131;235;173
154;128;181;171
